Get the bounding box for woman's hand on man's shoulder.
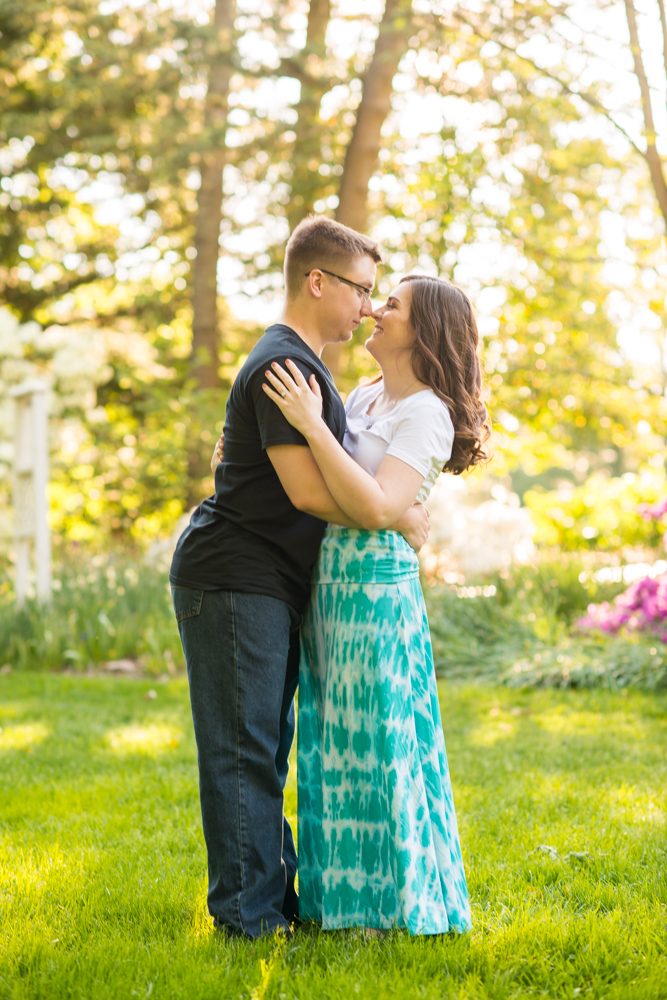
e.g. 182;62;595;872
211;433;224;474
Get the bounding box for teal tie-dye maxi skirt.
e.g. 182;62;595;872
297;526;472;935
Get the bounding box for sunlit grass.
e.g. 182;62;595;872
0;720;49;750
104;721;184;756
0;674;665;999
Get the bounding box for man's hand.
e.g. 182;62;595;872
391;503;430;552
210;433;224;474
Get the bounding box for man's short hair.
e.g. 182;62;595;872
284;216;382;298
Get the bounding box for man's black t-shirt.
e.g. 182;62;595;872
169;324;346;612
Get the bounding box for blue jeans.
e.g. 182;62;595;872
172;587;300;938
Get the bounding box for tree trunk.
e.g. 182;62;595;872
323;0;414;376
190;0;236;388
287;0;332;232
624;0;667;229
658;0;667;116
335;0;414;233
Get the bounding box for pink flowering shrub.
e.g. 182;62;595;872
577;496;667;640
576;573;667;640
639;497;667;521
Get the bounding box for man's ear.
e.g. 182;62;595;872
306;269;324;299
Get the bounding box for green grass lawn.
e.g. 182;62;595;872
0;674;665;999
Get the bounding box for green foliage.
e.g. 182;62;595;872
524;469;667;552
427;551;624;653
506;635;667;690
0;0;272;330
374;35;664;476
488;553;627;625
1;673;666;998
0;0;263;542
1;0;666;550
0;557;183;673
0;305;262;546
425;552;667;690
4;552;665;693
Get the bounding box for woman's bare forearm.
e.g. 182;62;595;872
300;492;361;528
301;486;424;545
305;422;410;529
289;452;417;535
262;360;421;526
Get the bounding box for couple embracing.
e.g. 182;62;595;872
170;216;489;939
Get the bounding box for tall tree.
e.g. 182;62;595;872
323;0;415;375
190;0;237;389
0;0;202;329
323;5;663;478
3;0;663;545
622;0;667;228
450;1;667;235
335;0;414;234
285;0;332;232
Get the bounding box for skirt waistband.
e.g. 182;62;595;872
313;527;420;585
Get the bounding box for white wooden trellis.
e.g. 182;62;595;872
9;381;51;607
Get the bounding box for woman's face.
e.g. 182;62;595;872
365;281;414;367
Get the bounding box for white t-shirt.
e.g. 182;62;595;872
343;381;455;504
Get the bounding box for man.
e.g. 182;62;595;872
170;216;428;939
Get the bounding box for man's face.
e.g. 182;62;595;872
319;256;377;344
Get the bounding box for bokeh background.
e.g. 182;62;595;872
1;0;667;689
2;5;667;996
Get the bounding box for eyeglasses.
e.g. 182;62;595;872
305;268;374;302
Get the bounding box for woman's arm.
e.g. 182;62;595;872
263;361;425;530
267;445;430;550
210;415;429;547
267;444;361;526
211;433;224;473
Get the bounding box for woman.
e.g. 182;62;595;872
261;274;490;936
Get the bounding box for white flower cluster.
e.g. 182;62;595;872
0;307;111;488
144;510;193;571
421;475;536;581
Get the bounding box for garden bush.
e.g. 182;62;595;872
425;552;667;691
0;554;182;673
3;547;667;690
571;491;667;660
523;468;667;552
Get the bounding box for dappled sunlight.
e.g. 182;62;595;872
532;707;646;739
461;698;652;745
0;721;50;751
606;786;666;828
501;771;667;833
104;722;183;757
468;717;518;746
1;676;665;996
527;773;579;802
187;883;215;943
0;701;22;722
0;839;81;903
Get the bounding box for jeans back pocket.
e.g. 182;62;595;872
171;587;204;622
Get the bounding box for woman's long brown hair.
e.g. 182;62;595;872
398;275;491;474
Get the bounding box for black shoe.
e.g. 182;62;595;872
215;920;293;941
282;878;301;929
214;922;251;941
